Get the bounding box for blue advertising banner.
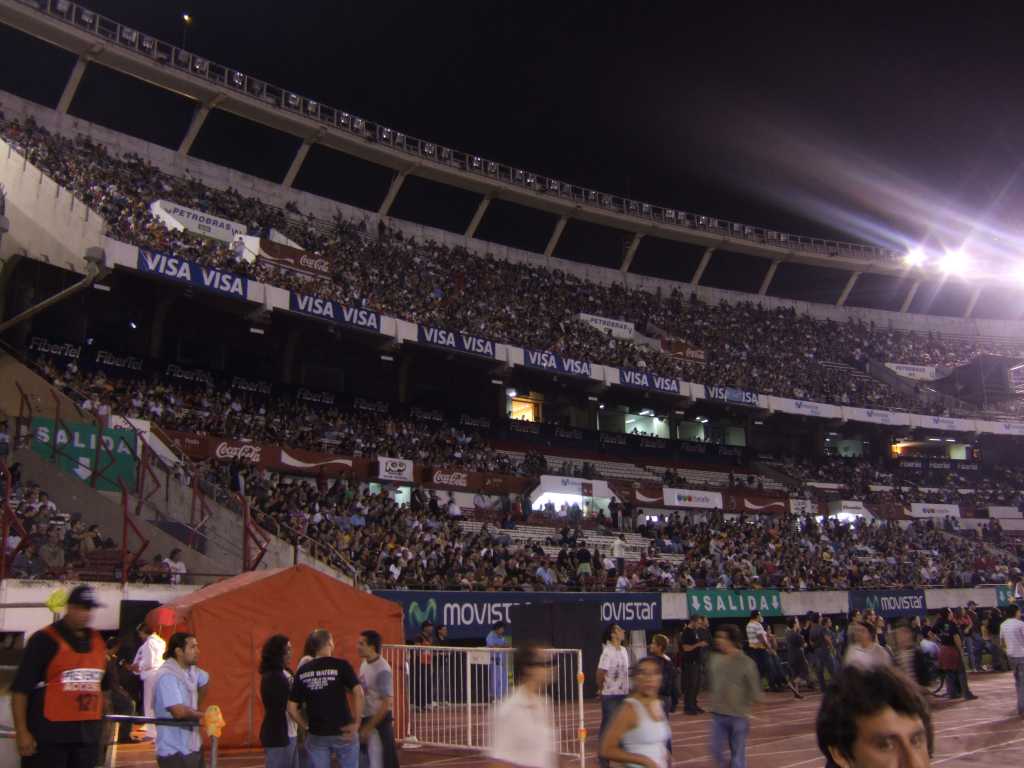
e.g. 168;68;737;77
418;326;498;359
136;249;248;300
848;589;927;618
288;291;382;333
617;369;682;395
524;349;592;378
703;384;762;407
375;590;662;640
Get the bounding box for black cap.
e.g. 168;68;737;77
67;585;102;609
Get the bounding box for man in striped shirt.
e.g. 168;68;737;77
999;604;1024;717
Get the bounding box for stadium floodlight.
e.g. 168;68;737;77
506;388;517;398
903;247;926;268
182;14;193;25
940;249;968;275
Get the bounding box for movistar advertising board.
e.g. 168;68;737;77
374;590;661;640
30;417;138;491
848;589;926;618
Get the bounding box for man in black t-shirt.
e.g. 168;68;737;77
12;585;109;768
807;613;836;693
679;616;707;714
288;629;364;768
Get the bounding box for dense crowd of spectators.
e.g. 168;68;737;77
5;115;1024;416
779;455;1024;508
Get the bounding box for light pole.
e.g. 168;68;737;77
181;13;193;50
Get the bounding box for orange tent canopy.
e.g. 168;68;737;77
146;564;404;748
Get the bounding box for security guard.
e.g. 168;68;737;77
12;585;109;768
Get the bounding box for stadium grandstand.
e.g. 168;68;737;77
1;2;1024;767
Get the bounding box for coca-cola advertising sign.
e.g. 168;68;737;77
431;470;469;488
214;441;263;463
258;239;332;278
378;456;414;482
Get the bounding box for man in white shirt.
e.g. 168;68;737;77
612;535;626;576
163;548;187;585
843;622;892;671
999;604;1024;716
596;624;630;768
488;645;556;768
131;623;167;739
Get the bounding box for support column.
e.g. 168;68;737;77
464;194;492;239
900;280;921;313
836;271;861;307
281;327;300;384
378;170;409;218
148;295;175;359
691;247;715;286
544;216;568;258
178;103;211;156
57;55;89;114
962;285;983;318
283;138;314;188
619;233;644;272
758;259;781;296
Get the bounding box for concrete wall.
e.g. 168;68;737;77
1;89;1021;341
0;138;104;275
0;579;197;635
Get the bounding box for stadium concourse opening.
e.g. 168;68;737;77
104;674;1024;767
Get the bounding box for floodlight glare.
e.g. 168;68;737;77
903;247;925;268
940;249;967;274
1012;263;1024;285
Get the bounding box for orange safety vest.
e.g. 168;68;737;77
41;625;106;722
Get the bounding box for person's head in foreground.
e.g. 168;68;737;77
817;665;932;768
513;644;552;693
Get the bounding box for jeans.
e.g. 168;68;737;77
710;713;749;768
306;734;359;768
265;738;297;768
598;695;626;768
965;635;982;671
1011;657;1024;715
682;662;701;712
22;742;100;768
811;647;836;691
747;649;769;689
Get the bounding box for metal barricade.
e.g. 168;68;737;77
382;644;585;765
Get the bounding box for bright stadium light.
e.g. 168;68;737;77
903;247;925;268
1012;263;1024;285
939;249;968;275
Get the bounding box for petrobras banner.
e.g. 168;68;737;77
288;291;382;333
577;312;635;340
885;363;949;382
664;488;724;509
686;589;782;618
703;384;763;408
909;502;960;518
375;590;661;640
849;589;926;618
828;499;868;516
418;325;498;359
769;396;841;419
523;349;593;378
617;368;684;395
149;199;246;243
378;456;415;482
136;249;248;300
908;413;976;432
841;406;911;427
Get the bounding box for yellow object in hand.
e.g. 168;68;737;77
45;588;68;614
202;705;225;738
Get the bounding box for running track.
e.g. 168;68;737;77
110;672;1023;767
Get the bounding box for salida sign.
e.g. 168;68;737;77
375;590;661;639
687;589;782;618
30;418;138;492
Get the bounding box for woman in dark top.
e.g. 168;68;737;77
935;609;977;701
260;634;298;767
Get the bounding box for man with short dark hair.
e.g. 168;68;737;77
999;603;1024;716
288;629;365;768
152;633;204;768
12;585;108;768
808;612;837;692
357;630;397;768
709;624;760;768
678;617;706;715
816;665;933;768
486;621;510;701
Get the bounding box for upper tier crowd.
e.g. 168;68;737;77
4;115;1024;416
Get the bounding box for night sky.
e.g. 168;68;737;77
3;1;1024;317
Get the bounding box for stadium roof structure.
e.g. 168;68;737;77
3;0;989;318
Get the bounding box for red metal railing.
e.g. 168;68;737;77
240;494;270;571
118;478;149;585
0;459;31;579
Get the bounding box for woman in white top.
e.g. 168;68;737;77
488;644;557;768
599;657;671;768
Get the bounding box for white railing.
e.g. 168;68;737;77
382;644;585;765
